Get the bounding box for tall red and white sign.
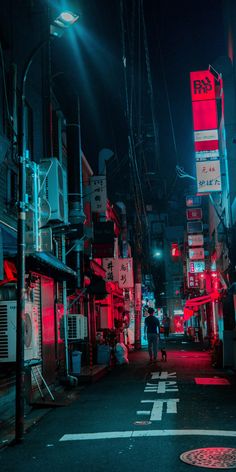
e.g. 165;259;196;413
190;70;222;194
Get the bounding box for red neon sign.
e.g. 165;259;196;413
190;70;216;101
192;100;218;131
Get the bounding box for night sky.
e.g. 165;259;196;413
53;0;225;185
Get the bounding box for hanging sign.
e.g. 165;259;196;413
118;258;134;288
188;234;204;247
186;208;202;220
189;260;205;273
190;70;216;101
195;150;219;161
186;195;202;207
196;160;222;193
102;258;119;282
187;272;200;288
189;247;205;260
187;221;203;234
90;176;107;213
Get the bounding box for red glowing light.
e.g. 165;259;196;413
192;100;218;131
171;243;180;257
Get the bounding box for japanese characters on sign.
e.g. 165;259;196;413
90;175;107;213
118;258;134;288
186;208;202;220
189;247;205;260
196;160;222;193
188;234;204;247
189;260;205;273
102;257;134;288
190;70;222;194
187;221;203;234
186;195;202;207
102;258;119;282
187;272;200;288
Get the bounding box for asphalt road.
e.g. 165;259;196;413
1;338;236;472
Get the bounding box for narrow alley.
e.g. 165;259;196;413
1;336;236;471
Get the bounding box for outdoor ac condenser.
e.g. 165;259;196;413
39;157;68;225
0;301;40;362
0;301;16;362
67;314;85;341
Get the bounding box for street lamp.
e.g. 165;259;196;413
15;9;79;443
51;11;80;37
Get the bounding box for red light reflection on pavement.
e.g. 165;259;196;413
195;378;230;385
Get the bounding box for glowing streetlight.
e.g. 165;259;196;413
51;11;79;37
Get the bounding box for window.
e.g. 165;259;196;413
7;168;17;210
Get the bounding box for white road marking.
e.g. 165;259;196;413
59;429;236;442
151;372;176;380
136;410;151;415
144;381;178;394
141;398;179;420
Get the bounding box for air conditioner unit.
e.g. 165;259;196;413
39;157;68;225
67;314;85;341
0;301;40;362
24;302;40;361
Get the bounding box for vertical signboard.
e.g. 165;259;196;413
118;258;134;288
102;258;119;282
196;160;222;193
190;70;222;193
90;176;107;213
186;208;202;220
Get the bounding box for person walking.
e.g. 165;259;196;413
144;307;160;362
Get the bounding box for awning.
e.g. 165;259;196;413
26;251;77;281
185;291;219;308
90;259;106;278
184;291;220;320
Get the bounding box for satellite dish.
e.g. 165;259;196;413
39;198;51;228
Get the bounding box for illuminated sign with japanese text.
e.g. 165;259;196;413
189;247;205;260
118;258;134;288
188;234;204;247
190;69;222;195
186;195;202;207
196;160;222;193
189;260;205;273
186;208;202;220
187;272;200;288
187;221;203;234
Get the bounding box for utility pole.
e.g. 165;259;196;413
15;39;49;443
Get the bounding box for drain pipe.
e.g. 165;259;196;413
66;97;85;286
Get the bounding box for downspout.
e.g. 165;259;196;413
66;97;85;287
61;234;69;375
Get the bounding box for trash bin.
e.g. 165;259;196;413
97;344;111;365
72;351;82;374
